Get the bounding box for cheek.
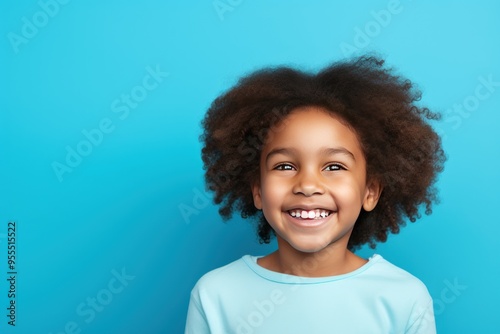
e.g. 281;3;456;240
260;179;289;216
262;176;288;195
331;178;365;205
261;188;283;210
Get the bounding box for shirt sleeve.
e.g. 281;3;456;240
405;299;437;334
184;291;211;334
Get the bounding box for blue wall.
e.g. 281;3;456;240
1;1;499;333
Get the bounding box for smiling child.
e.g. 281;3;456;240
185;56;445;333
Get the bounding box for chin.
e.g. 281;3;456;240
288;237;332;254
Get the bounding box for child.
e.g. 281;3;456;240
185;56;445;333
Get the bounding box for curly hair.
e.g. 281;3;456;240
200;56;446;251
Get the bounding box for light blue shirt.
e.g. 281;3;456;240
185;254;436;334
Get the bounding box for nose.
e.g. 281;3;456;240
292;169;325;197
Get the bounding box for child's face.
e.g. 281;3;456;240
251;106;381;253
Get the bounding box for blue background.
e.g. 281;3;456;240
1;0;499;333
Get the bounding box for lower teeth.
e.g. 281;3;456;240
290;214;329;219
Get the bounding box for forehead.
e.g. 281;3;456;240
263;106;363;157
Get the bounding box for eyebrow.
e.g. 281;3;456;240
265;147;356;163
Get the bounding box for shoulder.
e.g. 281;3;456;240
365;254;432;302
369;255;428;285
190;255;256;296
363;255;435;329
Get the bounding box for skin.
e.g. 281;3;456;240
251;106;382;277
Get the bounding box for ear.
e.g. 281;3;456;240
362;179;383;212
251;180;263;210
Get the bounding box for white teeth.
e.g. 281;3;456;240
289;209;331;219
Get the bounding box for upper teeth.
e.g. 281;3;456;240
288;209;331;219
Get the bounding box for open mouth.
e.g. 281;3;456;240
287;209;332;220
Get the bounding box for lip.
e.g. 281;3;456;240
287;205;332;211
284;210;335;228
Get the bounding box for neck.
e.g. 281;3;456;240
263;237;367;277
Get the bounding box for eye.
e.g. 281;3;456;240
324;163;345;171
274;163;295;171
